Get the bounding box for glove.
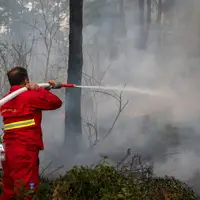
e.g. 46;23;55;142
48;80;62;89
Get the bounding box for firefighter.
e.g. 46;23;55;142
0;66;62;200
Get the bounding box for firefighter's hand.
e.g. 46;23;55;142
48;80;56;85
48;80;62;89
26;82;39;91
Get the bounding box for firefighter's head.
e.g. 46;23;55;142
7;66;29;86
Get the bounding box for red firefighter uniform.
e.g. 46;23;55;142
0;85;62;200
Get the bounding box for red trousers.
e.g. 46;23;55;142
0;144;39;200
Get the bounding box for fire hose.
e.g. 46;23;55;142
0;83;76;107
0;83;75;153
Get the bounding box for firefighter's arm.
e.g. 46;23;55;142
26;80;61;91
28;88;62;110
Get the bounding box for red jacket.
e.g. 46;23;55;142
0;85;62;150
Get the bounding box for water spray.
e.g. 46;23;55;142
0;83;168;107
63;83;167;96
75;85;165;96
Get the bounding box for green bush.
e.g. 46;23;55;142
39;158;197;200
0;158;198;200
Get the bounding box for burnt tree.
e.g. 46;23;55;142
65;0;83;151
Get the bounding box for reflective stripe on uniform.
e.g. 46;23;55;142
4;119;35;131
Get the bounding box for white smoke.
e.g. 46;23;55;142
1;0;200;191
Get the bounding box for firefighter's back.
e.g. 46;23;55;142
0;85;62;150
0;89;43;149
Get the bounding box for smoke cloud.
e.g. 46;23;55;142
65;0;200;190
1;0;200;192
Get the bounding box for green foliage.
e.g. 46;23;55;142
39;160;197;200
0;159;198;200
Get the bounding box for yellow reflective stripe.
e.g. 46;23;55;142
5;119;34;126
4;119;35;131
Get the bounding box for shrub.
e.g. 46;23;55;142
40;157;197;200
0;157;198;200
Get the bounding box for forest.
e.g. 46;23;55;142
0;0;200;199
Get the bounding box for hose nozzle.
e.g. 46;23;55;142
61;83;76;88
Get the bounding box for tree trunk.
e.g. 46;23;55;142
118;0;127;37
136;0;145;49
137;0;151;50
65;0;83;152
139;0;145;26
156;0;162;50
144;0;151;45
146;0;151;25
157;0;162;23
